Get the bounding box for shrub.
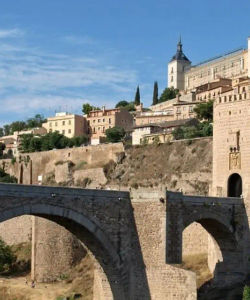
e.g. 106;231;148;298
0;168;17;183
0;238;16;273
243;286;250;300
105;127;125;143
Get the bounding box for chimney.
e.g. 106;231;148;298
102;105;105;112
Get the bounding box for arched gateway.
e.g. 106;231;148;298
0;183;150;300
228;173;242;197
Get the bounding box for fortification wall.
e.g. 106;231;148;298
0;142;125;185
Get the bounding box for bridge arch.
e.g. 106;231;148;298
166;191;245;286
228;173;242;197
0;203;126;299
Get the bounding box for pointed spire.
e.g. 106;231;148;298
177;35;182;53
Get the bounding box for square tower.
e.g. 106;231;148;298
168;38;191;91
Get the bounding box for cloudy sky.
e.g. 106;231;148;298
0;0;249;126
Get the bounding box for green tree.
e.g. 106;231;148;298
0;128;4;137
115;100;135;111
134;86;141;106
243;286;250;300
0;168;17;183
159;87;179;103
152;81;158;105
9;121;26;134
0;238;16;273
115;100;129;108
82;103;100;115
193;100;214;122
3;125;10;136
172;120;213;140
26;114;46;129
105;127;125;143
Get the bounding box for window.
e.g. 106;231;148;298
98;119;101;123
171;76;173;82
103;127;105;132
62;130;65;134
55;122;57;126
49;122;52;127
189;106;193;113
62;121;65;126
109;118;111;124
68;120;71;125
93;120;95;123
68;129;71;134
103;118;105;122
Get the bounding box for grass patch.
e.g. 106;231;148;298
73;161;87;171
180;253;212;288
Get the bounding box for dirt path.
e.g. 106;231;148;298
0;276;70;300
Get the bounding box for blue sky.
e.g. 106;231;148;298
0;0;249;126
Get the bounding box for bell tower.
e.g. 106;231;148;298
168;37;191;91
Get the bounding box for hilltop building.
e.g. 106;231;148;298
42;112;87;138
168;37;191;91
86;106;133;145
168;37;250;92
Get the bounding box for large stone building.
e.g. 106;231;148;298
86;106;133;145
168;37;250;92
42;112;87;138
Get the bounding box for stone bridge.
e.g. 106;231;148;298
166;191;249;287
0;183;249;299
0;183;151;300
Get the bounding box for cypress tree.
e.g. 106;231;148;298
134;86;141;105
152;81;158;105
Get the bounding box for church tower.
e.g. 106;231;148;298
168;38;191;91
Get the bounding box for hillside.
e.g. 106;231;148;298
107;137;212;195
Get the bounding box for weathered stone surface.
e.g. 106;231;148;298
166;191;247;287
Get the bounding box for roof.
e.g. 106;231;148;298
170;39;191;63
134;119;192;129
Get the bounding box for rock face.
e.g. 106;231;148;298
108;138;213;195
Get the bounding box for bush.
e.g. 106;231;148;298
19;132;88;153
0;238;16;273
172;120;213;140
105;127;125;143
0;168;17;183
243;286;250;299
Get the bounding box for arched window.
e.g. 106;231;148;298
228;173;242;197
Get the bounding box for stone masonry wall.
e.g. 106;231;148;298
131;189;197;299
32;217;86;282
0;215;32;245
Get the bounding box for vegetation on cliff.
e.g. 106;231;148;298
172;101;214;140
105;126;125;143
0;239;16;273
0;168;17;183
19;132;88;153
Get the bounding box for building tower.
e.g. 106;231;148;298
248;37;250;78
168;37;191;91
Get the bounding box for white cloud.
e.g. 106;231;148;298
0;28;140;122
0;28;24;39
